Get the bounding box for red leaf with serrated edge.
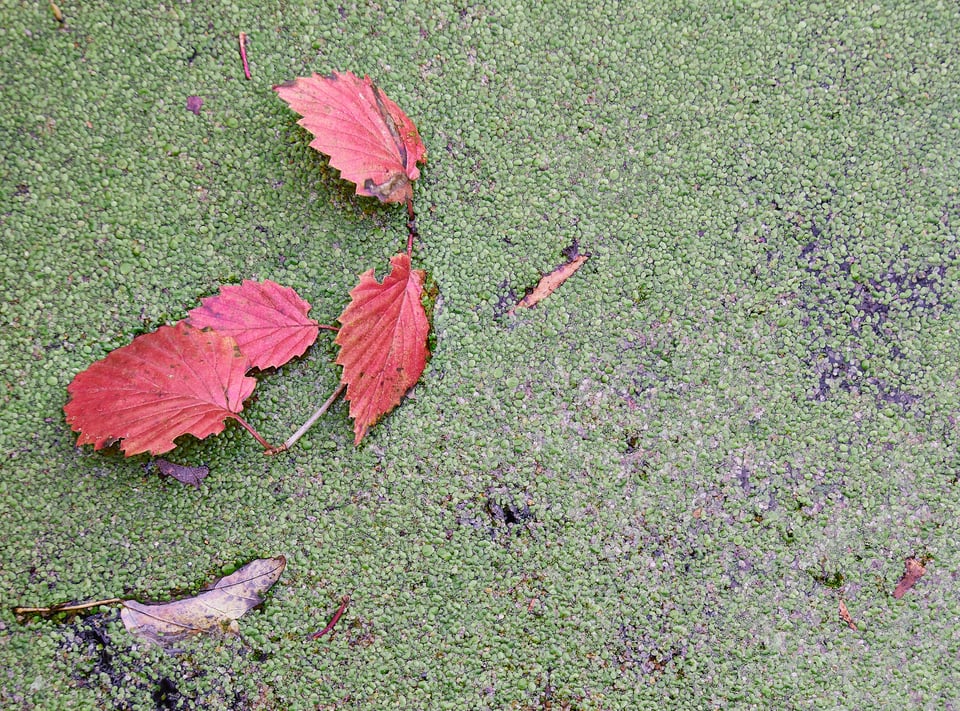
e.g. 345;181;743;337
64;322;257;456
274;71;427;204
335;253;429;444
187;280;320;370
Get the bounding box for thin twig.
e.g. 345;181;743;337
267;382;346;455
231;415;277;452
14;598;123;616
309;595;350;639
238;32;251;80
405;198;419;254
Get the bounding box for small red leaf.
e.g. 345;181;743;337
335;253;429;444
64;322;257;456
187;280;320;370
274;71;427;204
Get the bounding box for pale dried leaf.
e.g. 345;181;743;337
121;556;286;646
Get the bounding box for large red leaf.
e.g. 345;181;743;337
274;71;427;204
64;322;257;456
335;253;429;444
187;280;320;370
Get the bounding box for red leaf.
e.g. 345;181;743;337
64;322;257;456
274;71;427;204
187;280;320;370
335;253;429;444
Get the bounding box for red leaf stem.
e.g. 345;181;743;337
310;595;350;639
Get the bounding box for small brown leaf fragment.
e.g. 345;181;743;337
892;557;926;599
120;556;286;647
50;1;64;23
510;254;590;314
273;71;427;204
153;459;209;488
838;600;857;630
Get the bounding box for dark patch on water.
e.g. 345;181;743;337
795;221;956;412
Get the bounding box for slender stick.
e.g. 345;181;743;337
14;598;123;616
231;415;277;451
266;382;346;455
309;595;350;639
238;32;251;80
405;198;419;255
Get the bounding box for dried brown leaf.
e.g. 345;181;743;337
511;254;590;313
153;459;209;488
120;556;286;647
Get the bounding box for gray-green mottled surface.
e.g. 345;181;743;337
1;1;959;708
